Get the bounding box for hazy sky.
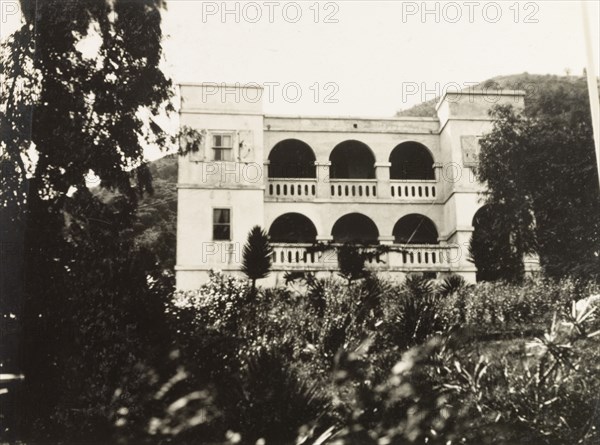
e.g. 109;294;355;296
2;0;599;118
160;0;600;116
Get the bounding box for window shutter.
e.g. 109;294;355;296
461;135;481;167
189;129;207;162
238;130;254;162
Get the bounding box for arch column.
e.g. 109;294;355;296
433;162;443;181
315;161;331;199
375;161;391;199
378;235;395;245
263;160;270;184
317;235;333;242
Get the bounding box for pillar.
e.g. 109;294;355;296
315;161;331;199
375;161;391;199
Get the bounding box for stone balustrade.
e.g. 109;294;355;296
266;179;317;200
266;177;441;201
271;243;459;272
389;180;438;200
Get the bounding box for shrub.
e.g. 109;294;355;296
218;348;330;445
158;273;600;445
439;278;599;333
438;274;472;297
170;270;249;331
381;275;446;350
337;244;368;284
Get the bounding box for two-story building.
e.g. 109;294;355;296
175;83;535;289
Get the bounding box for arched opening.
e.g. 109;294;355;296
331;213;379;244
268;213;317;243
393;214;438;244
268;139;316;178
470;205;523;282
329;140;375;179
389;142;434;180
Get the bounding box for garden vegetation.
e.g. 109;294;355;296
1;1;599;444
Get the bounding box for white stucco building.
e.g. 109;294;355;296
175;83;535;289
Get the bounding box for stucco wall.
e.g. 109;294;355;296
175;84;532;289
264;116;440;166
264;201;445;242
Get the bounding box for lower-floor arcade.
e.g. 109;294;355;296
175;189;540;289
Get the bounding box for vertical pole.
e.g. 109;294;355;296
581;1;600;188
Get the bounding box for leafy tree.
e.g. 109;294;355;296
469;204;526;282
0;0;173;441
337;243;368;284
241;226;273;292
477;82;600;280
133;154;178;272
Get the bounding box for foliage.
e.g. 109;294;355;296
438;274;472;297
477;83;600;281
284;271;330;317
0;0;174;442
219;348;330;445
396;72;599;117
171;270;250;333
241;225;273;291
323;285;600;445
469;203;527;283
133;154;178;272
328;337;459;444
306;242;389;285
336;243;370;283
156;272;600;444
444;295;600;444
178;126;206;156
438;278;599;334
382;275;445;349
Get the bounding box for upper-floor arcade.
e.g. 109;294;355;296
263;114;441;176
265;135;443;202
267;138;436;180
178;84;526;204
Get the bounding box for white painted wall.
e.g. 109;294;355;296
175;84;532;289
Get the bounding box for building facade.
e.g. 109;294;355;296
176;83;534;290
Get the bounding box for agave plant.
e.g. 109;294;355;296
438;274;472;297
386;275;444;348
403;274;435;299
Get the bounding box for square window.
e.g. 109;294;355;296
213;208;231;240
212;133;233;161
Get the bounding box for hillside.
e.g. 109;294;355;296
395;72;595;117
134;154;178;270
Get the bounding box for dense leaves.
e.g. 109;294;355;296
160;271;600;444
0;0;173;441
469;203;527;282
477;79;600;280
241;225;273;291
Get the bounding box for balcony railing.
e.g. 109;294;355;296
271;243;459;271
390;180;437;200
266;178;439;201
266;179;317;200
329;179;377;199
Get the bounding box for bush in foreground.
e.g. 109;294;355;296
136;272;600;444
